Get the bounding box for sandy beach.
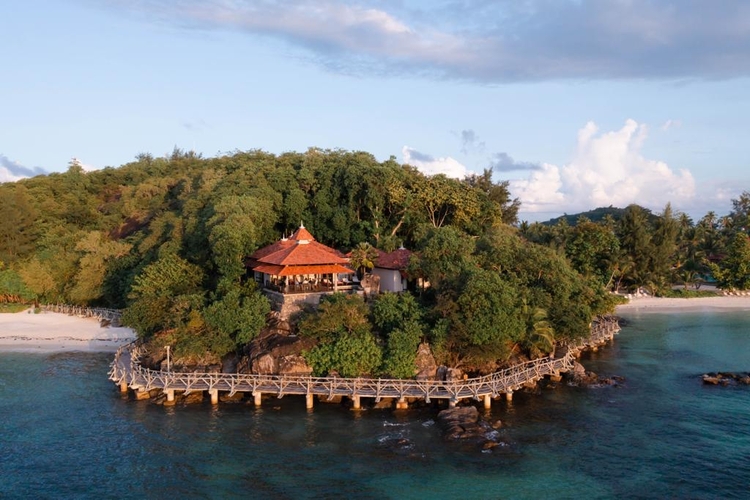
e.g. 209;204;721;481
616;294;750;313
0;309;136;352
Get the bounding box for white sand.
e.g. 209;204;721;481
616;295;750;314
0;309;136;352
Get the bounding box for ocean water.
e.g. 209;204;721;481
1;311;749;500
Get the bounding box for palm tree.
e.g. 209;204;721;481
520;301;556;359
349;242;379;280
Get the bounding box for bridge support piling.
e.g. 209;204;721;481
396;397;408;410
166;389;175;402
253;392;262;407
119;381;128;393
448;399;457;408
306;393;314;410
505;391;513;402
483;394;492;410
209;389;219;405
352;395;361;410
550;372;563;383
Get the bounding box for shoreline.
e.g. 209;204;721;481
2;295;748;354
0;309;136;353
616;294;750;314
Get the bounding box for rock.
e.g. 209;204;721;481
220;392;245;403
278;354;313;376
252;354;277;375
491;420;503;429
482;440;500;450
372;398;394;409
316;395;343;404
238;329;316;375
702;372;750;386
182;391;204;404
415;343;438;380
437;406;482;440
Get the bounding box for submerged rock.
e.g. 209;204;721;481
566;361;624;387
702;372;750;386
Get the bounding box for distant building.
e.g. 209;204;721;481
372;246;412;293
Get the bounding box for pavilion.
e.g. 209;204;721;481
247;224;357;295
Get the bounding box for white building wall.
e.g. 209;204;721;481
372;268;404;293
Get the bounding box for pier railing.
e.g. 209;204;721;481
41;304;122;325
109;316;620;404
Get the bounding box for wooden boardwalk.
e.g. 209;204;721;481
109;317;620;409
42;304;122;325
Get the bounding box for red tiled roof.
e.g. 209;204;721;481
253;263;353;276
248;225;351;275
375;248;412;270
289;225;315;242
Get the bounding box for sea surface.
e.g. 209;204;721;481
1;311;749;499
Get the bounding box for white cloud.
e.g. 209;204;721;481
71;158;99;172
661;119;682;131
402;146;470;178
511;119;696;214
0;167;25;183
0;154;46;182
105;0;750;82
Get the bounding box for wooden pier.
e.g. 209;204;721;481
109;317;620;410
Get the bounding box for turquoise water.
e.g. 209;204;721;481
1;311;749;499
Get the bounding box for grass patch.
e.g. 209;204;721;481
0;303;30;313
658;289;719;299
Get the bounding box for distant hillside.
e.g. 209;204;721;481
542;205;655;226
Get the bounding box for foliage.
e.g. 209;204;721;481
348;242;379;279
203;281;270;348
710;233;750;290
122;254;205;338
370;292;423;335
436;268;525;366
381;321;423;378
658;289;718;299
303;331;383;378
0;266;36;303
297;293;371;343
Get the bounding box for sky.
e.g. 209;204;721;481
1;0;749;222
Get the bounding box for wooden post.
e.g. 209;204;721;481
253;392;262;407
483;394;492;410
210;389;219;405
352;395;361;410
306;393;314;410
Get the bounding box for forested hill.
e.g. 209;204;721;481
0;148;617;373
0;148;519;308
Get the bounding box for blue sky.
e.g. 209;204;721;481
2;0;749;221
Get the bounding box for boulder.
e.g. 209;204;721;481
437;406;489;440
278;354;313;376
415;343;438;380
238;329;316;375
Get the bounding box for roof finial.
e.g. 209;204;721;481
300;221;305;228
